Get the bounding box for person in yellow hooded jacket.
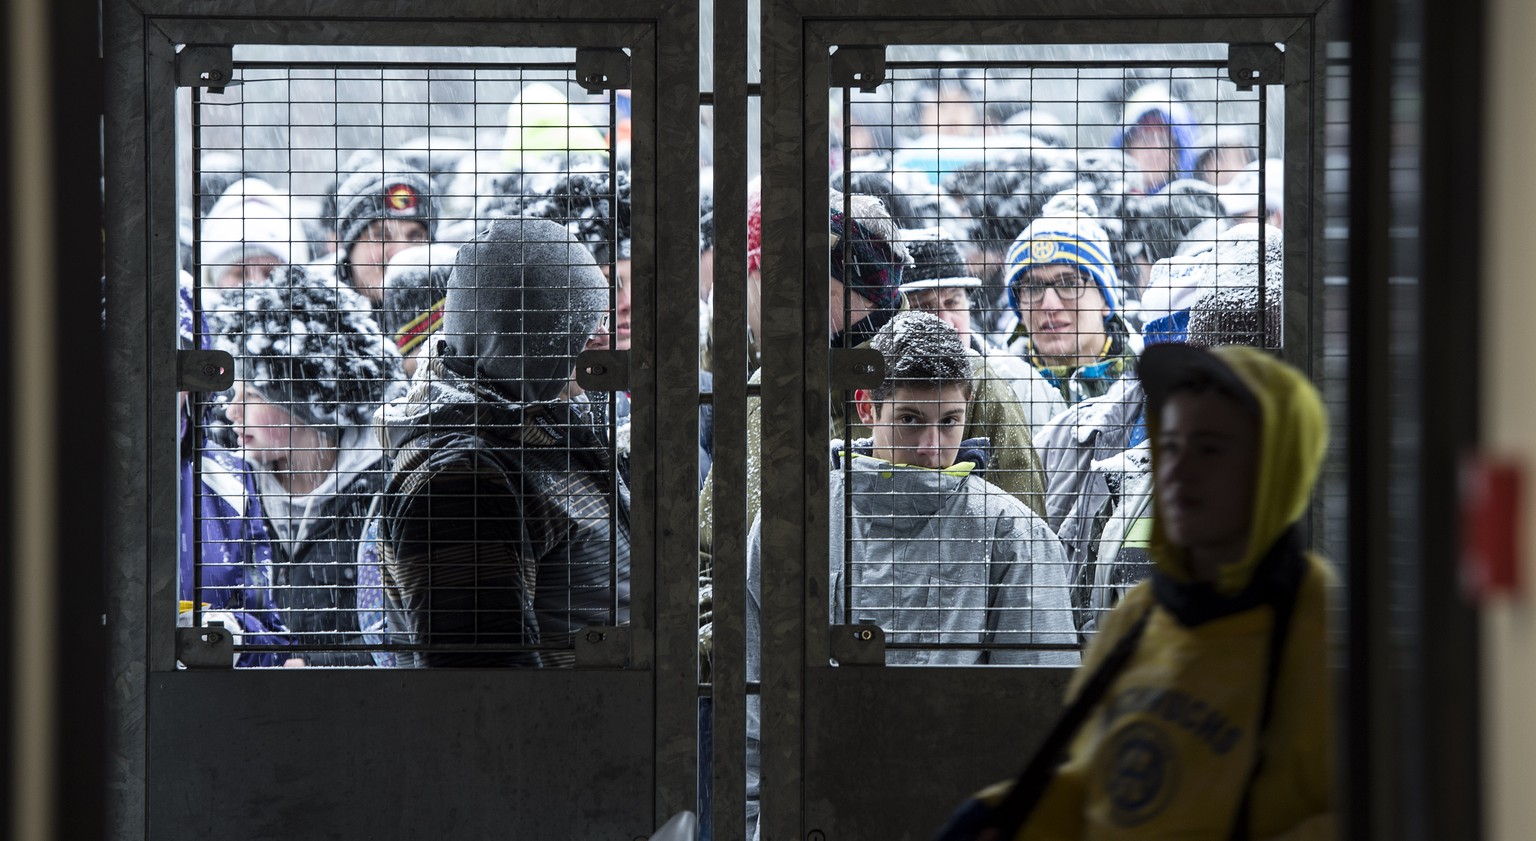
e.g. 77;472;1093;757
934;342;1335;841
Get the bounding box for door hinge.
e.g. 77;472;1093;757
1227;43;1285;90
576;48;631;93
830;623;885;666
176;44;234;93
177;349;235;392
830;46;886;93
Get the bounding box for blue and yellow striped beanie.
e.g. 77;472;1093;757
1003;189;1120;318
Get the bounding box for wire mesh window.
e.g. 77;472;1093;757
176;47;638;667
821;49;1286;657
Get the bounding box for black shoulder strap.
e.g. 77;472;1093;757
1226;555;1304;841
985;607;1154;838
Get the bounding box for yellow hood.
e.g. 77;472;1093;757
1146;345;1329;596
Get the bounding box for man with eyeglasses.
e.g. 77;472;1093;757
1004;188;1140;405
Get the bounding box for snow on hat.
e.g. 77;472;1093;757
200;178;310;287
442;217;608;403
334;160;436;275
208;264;401;431
1218;158;1284;219
829;193;909;313
1140;222;1283;325
516;169;632;264
1003;184;1121;316
896;227;981;294
501;82;609;171
379;243;460;356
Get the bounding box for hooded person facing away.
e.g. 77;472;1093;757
935;343;1334;841
377;217;631;667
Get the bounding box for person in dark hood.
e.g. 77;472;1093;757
377;217;631;667
209;265;402;666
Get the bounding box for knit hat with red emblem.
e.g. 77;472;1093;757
334;160;437;279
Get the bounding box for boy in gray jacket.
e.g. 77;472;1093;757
744;312;1078;833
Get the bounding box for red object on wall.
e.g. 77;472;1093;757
1460;454;1524;601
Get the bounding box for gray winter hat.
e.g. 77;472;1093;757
334;160;437;279
442;217;608;403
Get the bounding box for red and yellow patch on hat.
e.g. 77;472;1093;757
385;183;420;213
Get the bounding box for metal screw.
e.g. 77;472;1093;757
204;69;224;81
808;831;826;841
586;630;605;643
857;629;872;641
202;364;219;376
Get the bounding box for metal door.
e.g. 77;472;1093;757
104;6;702;839
749;4;1338;840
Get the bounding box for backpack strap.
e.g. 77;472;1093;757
1226;555;1304;841
983;607;1154;838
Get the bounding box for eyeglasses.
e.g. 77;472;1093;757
1012;271;1095;305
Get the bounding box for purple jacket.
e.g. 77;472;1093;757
179;434;291;667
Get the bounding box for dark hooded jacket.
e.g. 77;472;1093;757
377;217;628;667
377;350;631;667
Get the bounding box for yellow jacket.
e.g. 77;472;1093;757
979;346;1336;841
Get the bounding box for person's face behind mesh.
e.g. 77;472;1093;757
856;382;969;470
904;288;972;343
349;219;429;302
1155;387;1260;582
1017;264;1110;367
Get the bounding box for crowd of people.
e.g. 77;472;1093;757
175;74;1285;669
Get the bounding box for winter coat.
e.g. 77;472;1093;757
179;435;289;668
1034;375;1150;632
742;445;1079;833
959;345;1335;841
696;350;1050;679
820;446;1078;665
377;352;631;667
255;425;383;667
975;337;1068;433
1074;444;1155;636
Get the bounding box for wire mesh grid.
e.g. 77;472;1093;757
179;54;634;667
825;58;1284;658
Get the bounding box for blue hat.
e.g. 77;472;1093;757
1003;188;1120;317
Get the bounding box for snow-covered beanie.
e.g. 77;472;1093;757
1140;222;1284;330
516;170;632;265
1003;186;1121;317
896;227;981;295
208;264;401;434
200;178;310;287
829;193;909;313
379;243;460;356
441;217;607;404
1112;82;1201;180
334;162;436;277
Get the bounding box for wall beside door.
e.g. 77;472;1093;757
1482;0;1536;838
